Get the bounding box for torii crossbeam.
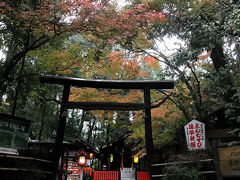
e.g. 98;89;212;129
39;75;174;180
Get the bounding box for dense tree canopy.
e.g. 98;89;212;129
123;0;240;123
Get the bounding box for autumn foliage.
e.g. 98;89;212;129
0;0;174;151
0;0;165;40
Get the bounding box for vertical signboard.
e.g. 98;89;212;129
0;113;31;151
184;119;205;150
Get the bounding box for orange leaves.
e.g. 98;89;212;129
123;60;141;77
159;12;165;22
56;69;73;75
197;51;212;60
58;2;69;13
5;0;165;47
70;88;99;102
0;2;12;14
3;0;165;51
15;2;63;36
94;52;161;81
152;106;169;118
202;0;216;5
108;52;123;75
4;0;112;39
143;56;156;64
70;87;143;104
119;90;143;103
142;56;159;69
95;51;152;80
92;3;165;44
151;100;183;125
138;70;150;78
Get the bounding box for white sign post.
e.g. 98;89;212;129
184;119;205;150
121;168;135;180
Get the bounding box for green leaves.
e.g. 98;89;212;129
225;4;240;35
163;165;200;180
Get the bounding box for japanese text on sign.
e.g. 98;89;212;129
0;114;31;149
184;119;205;150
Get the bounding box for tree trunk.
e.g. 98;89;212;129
210;44;240;121
38;102;47;141
79;110;86;137
210;44;237;102
87;114;96;144
106;121;110;144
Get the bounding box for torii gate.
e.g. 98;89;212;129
40;75;174;180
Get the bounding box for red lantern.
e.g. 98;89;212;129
78;156;86;166
75;151;89;166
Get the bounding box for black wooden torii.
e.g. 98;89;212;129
40;75;174;180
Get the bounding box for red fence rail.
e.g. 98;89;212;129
93;170;148;180
94;171;119;180
137;171;149;180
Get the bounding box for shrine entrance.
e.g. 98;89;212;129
39;75;174;180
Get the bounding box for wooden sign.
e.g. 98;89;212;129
120;168;135;180
0;147;18;155
184;119;205;150
0;113;31;150
219;145;240;176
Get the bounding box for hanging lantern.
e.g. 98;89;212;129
134;156;139;163
89;153;93;159
75;151;89;166
78;156;86;166
110;154;113;163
